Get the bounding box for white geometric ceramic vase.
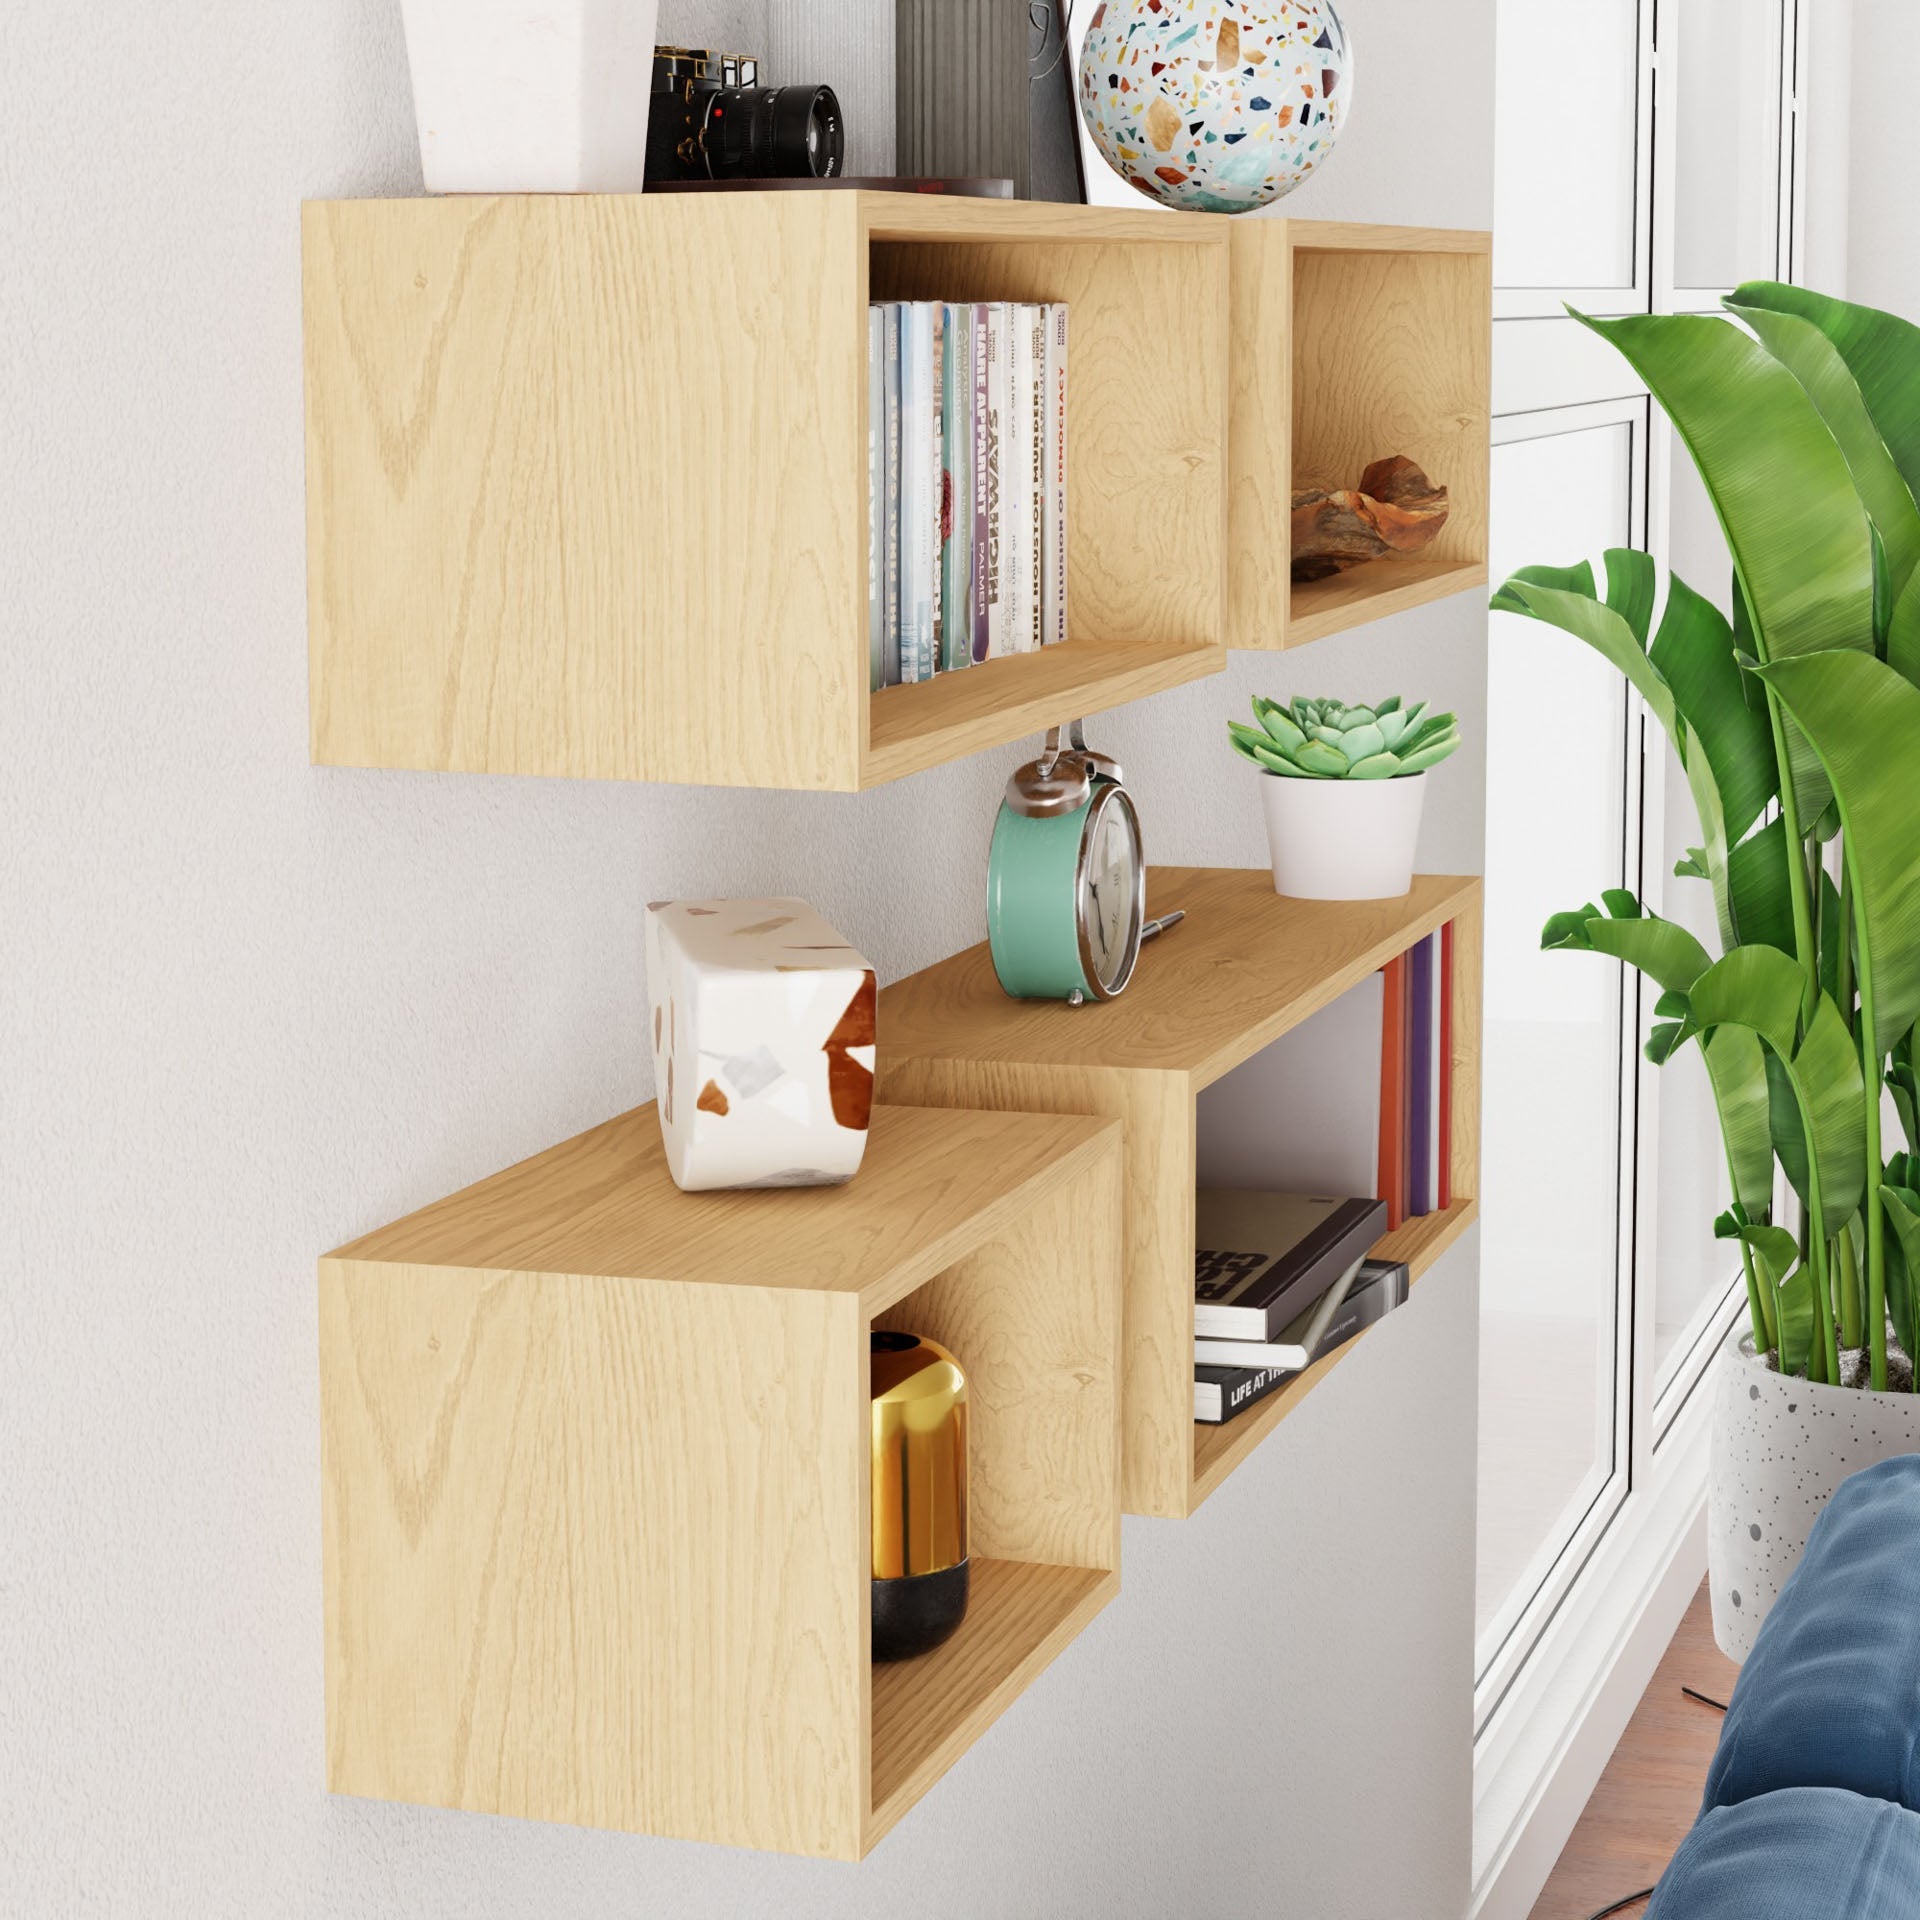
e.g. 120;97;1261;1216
645;898;876;1192
398;0;660;193
1077;0;1353;213
1708;1336;1920;1660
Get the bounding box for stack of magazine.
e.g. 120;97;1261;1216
867;301;1068;690
1193;1191;1407;1425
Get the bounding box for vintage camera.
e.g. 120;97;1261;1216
646;47;845;183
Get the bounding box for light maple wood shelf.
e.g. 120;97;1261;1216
878;867;1483;1520
1228;219;1492;651
303;189;1228;791
319;1102;1122;1858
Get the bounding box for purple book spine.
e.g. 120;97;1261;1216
1409;934;1434;1216
970;302;991;663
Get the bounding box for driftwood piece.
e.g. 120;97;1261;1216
1291;455;1450;582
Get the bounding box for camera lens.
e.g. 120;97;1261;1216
698;83;844;179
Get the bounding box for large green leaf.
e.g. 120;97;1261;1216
1704;1025;1776;1220
1650;572;1778;841
1880;1183;1920;1360
1604;547;1659;644
1730;281;1920;539
1728;295;1920;600
1540;892;1712;994
1757;649;1920;1058
1491;579;1679;739
1577;309;1875;667
1684;947;1869;1228
1718;1215;1813;1376
1725;816;1797;957
1887;565;1920;691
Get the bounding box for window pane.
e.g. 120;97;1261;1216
1478;418;1633;1662
1494;0;1641;290
1672;0;1784;289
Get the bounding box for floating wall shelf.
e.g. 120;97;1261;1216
1229;219;1492;651
878;867;1483;1520
319;1103;1122;1858
303;191;1228;791
302;196;1490;790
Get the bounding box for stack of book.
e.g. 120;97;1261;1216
867;301;1069;690
1193;1191;1406;1425
1377;927;1456;1231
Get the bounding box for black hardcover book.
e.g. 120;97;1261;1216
1194;1260;1411;1423
1193;1191;1390;1341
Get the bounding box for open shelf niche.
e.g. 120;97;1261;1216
878;867;1483;1520
303;190;1228;792
1227;219;1491;651
319;1103;1122;1858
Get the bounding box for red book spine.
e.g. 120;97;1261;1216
1399;955;1414;1223
1379;955;1407;1232
1439;918;1456;1211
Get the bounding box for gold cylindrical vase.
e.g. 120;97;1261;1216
870;1330;970;1661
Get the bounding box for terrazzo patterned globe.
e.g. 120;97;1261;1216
1078;0;1353;214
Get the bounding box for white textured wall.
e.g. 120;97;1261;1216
1849;0;1920;319
1;2;1490;1913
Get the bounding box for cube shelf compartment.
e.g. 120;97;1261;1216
878;867;1483;1520
1228;220;1492;651
303;190;1228;792
319;1102;1122;1858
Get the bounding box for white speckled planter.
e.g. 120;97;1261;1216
1709;1336;1920;1660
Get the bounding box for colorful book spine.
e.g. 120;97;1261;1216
1409;934;1434;1217
882;303;902;689
867;305;885;693
939;304;973;672
983;302;1010;659
1043;301;1068;648
1026;303;1046;652
898;303;937;683
970;302;991;664
1378;954;1407;1233
929;308;944;671
1003;305;1034;653
1439;919;1456;1211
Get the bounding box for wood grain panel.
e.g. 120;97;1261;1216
867;1559;1116;1849
879;1057;1195;1521
880;869;1482;1081
865;637;1222;786
320;1258;867;1855
877;1144;1122;1571
305;191;868;789
870;232;1229;658
1225;216;1490;651
880;869;1485;1516
329;1103;1115;1319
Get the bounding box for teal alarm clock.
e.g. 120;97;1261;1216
987;722;1149;1003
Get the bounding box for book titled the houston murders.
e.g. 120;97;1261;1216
1195;1259;1410;1423
1193;1190;1389;1342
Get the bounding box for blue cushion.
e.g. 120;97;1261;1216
1648;1787;1920;1918
1704;1455;1920;1815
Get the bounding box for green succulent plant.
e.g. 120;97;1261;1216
1227;694;1462;779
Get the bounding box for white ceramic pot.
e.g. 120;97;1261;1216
1708;1335;1920;1660
1257;771;1427;900
399;0;661;193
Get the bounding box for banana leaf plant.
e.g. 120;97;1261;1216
1493;282;1920;1392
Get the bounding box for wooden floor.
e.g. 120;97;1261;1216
1529;1581;1739;1919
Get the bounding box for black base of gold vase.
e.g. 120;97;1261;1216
872;1557;970;1662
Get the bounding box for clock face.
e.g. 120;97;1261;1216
1079;786;1144;994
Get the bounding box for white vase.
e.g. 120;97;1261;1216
399;0;661;193
1256;771;1427;900
1707;1336;1920;1660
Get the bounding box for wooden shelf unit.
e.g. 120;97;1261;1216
878;867;1483;1520
1227;219;1492;651
319;1102;1123;1858
303;190;1228;792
